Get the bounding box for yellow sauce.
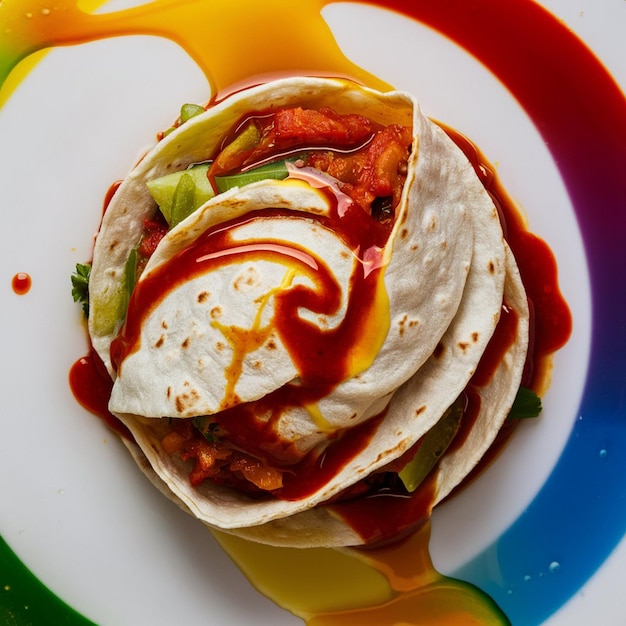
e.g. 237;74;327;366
215;523;509;625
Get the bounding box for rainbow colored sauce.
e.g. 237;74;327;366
1;0;578;624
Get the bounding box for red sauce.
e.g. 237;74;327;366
330;473;437;547
68;348;132;440
11;272;32;295
443;125;572;384
70;123;570;519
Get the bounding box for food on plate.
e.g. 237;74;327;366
80;77;532;547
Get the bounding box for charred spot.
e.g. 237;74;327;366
161;320;168;329
181;337;190;349
266;340;277;350
154;335;165;348
216;341;226;352
197;291;210;303
398;314;408;337
210;306;222;319
400;228;409;240
472;332;479;342
108;240;119;252
458;341;469;353
234;267;260;291
415;405;426;417
371;196;394;223
488;261;496;274
175;387;200;414
433;342;445;358
167;386;171;399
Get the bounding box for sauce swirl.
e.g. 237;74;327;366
0;0;575;623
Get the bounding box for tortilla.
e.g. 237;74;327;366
88;77;527;546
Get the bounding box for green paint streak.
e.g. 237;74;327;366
0;536;97;626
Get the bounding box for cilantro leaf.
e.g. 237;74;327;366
508;386;542;419
71;262;91;317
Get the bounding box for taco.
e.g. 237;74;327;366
87;77;528;547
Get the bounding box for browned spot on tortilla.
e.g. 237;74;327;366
411;244;418;251
415;405;426;417
472;332;479;342
167;386;171;399
154;335;165;348
181;337;190;349
428;215;437;231
433;342;445;358
458;341;469;353
234;267;259;291
197;291;210;303
216;341;226;352
253;361;262;370
210;306;222;319
175;386;200;413
161;320;168;329
488;261;496;274
409;320;418;328
341;250;350;259
266;340;277;350
398;314;408;337
441;240;447;250
400;228;408;239
108;240;119;252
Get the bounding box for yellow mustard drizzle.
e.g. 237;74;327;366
211;268;297;410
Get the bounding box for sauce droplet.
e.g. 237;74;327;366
11;272;31;295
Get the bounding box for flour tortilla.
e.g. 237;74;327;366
88;77;526;545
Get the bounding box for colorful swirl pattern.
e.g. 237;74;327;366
1;0;624;624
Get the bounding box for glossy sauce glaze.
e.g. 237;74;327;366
11;272;31;294
0;0;576;624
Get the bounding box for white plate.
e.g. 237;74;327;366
1;0;624;624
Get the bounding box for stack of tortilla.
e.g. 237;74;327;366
88;77;528;547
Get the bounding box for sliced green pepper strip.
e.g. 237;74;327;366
146;163;214;226
123;243;140;306
180;103;205;123
214;159;291;193
398;396;465;493
170;172;197;227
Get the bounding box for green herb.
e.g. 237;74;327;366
71;262;91;317
191;416;221;442
508;386;542;419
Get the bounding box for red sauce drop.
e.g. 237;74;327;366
68;349;132;440
11;272;31;295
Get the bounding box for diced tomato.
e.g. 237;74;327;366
273;107;374;147
138;218;168;257
230;456;284;491
183;438;232;487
